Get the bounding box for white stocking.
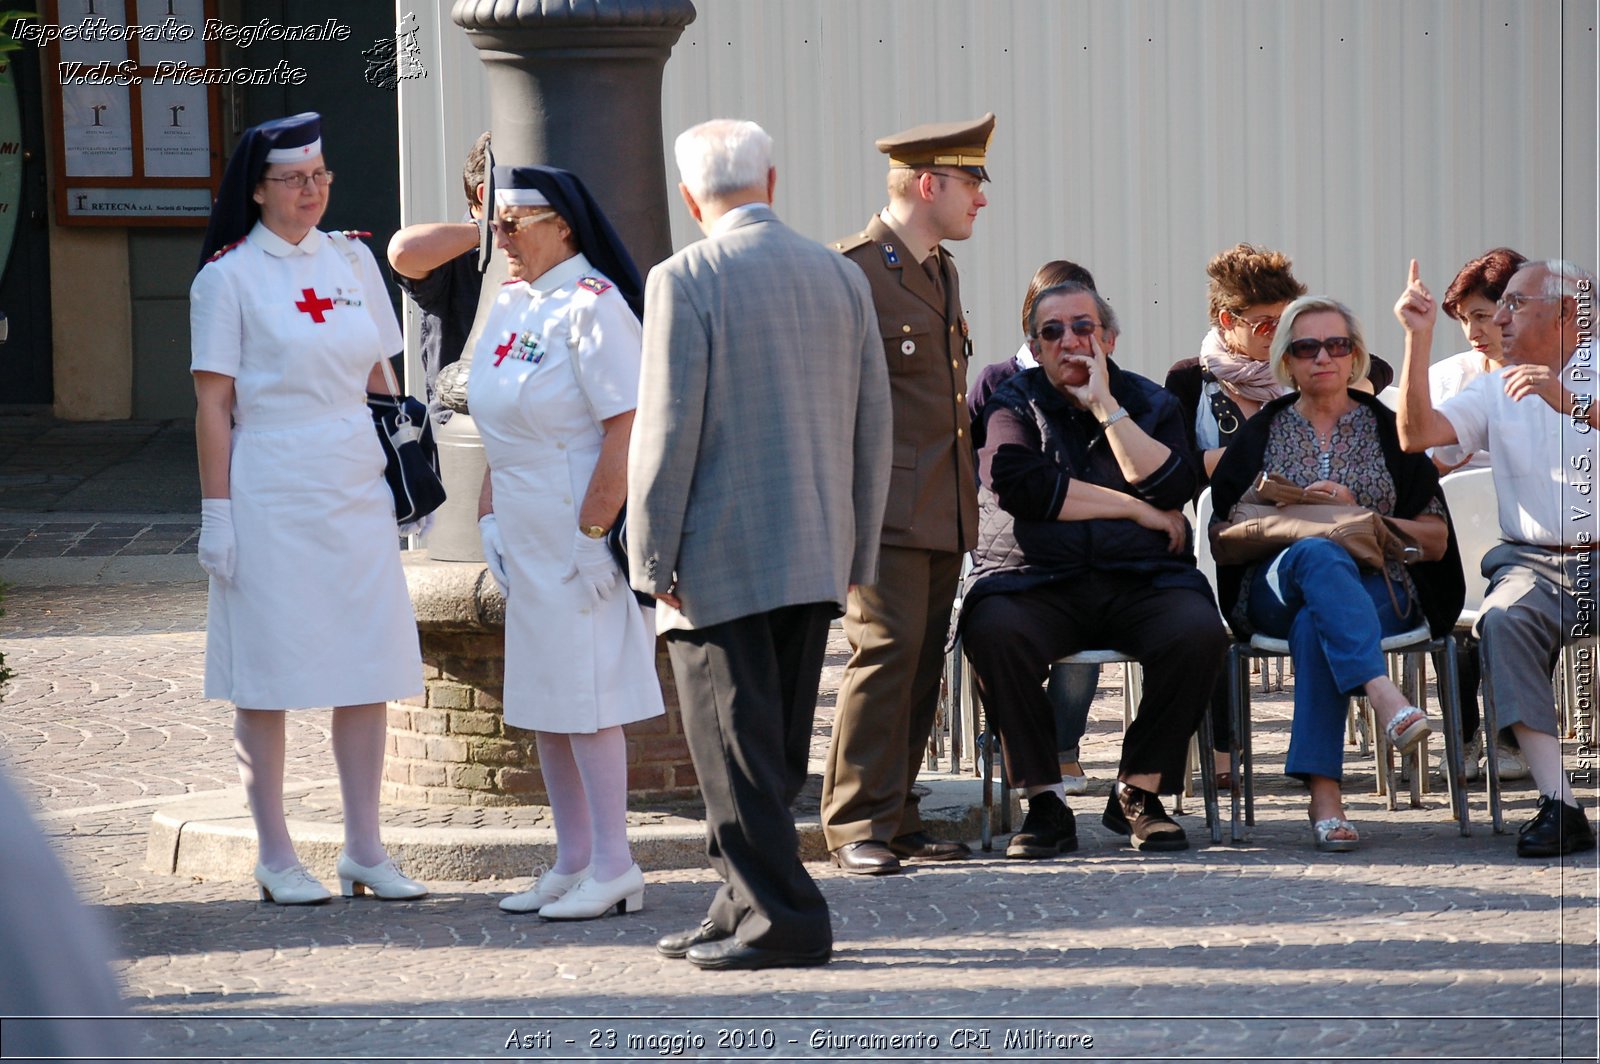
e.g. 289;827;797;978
535;732;593;875
234;708;296;871
568;726;633;882
332;703;388;866
1512;724;1578;806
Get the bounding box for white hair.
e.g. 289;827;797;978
1521;258;1597;300
674;119;772;201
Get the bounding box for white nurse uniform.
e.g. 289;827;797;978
189;223;423;709
468;253;664;733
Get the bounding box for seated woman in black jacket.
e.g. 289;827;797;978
1209;296;1464;852
961;282;1228;858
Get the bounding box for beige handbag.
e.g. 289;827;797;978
1211;473;1421;573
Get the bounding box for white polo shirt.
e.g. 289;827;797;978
1439;346;1598;548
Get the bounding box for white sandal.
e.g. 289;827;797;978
1384;705;1431;755
1311;815;1360;853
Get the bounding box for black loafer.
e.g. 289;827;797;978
1102;783;1189;852
657;919;732;959
889;830;972;861
829;840;902;875
1517;795;1597;858
686;937;831;971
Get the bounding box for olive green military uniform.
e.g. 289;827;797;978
821;115;992;854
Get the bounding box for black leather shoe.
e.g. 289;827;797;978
1517;795;1597;858
829;840;902;875
657;919;732;959
685;936;831;971
1102;783;1189;852
1006;791;1078;859
889;830;972;861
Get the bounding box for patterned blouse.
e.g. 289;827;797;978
1234;402;1444;624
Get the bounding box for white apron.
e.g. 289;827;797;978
468;255;663;733
190;224;422;709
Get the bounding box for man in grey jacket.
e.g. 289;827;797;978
628;119;892;970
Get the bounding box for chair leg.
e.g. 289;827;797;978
1406;653;1425;807
947;648;965;776
1198;702;1221;844
1228;644;1248;843
1437;636;1471;836
1480;645;1506;834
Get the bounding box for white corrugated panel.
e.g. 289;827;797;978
405;0;1597;383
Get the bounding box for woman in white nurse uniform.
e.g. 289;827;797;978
190;113;427;905
471;165;664;920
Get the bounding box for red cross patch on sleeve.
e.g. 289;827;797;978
577;276;613;295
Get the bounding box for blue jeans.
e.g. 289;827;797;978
1245;539;1414;781
1048;663;1099;760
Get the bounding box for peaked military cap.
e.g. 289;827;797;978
876;112;996;180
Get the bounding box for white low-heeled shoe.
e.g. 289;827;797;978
499;865;591;914
336;853;429;900
254;862;331;905
537;863;645;921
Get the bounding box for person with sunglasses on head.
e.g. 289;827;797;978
823;114;995;875
1209;296;1464;853
967;260;1103;796
471;165;664;920
960;281;1228;857
190;112;428;904
1394;258;1598;858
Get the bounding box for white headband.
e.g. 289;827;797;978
495;188;551;209
265;138;321;164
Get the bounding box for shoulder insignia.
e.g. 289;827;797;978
577;276;613;295
832;230;873;254
500;278;522;287
206;238;245;263
338;229;372;240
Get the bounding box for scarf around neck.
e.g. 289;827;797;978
1198;325;1287;405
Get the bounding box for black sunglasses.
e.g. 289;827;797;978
1287;336;1355;360
1036;318;1100;343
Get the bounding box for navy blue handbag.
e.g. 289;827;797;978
367;361;445;528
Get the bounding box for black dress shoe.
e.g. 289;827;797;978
1006;791;1078;859
1102;783;1189;852
1517;795;1597;858
657;919;732;959
830;840;902;875
889;830;972;861
685;936;831;971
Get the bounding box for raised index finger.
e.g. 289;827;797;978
1409;258;1420;285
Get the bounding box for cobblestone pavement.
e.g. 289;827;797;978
1;581;1597;1062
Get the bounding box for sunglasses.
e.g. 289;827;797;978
1036;318;1100;343
1286;336;1355;360
1229;311;1280;338
489;211;557;238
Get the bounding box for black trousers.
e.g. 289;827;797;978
665;602;835;952
962;574;1228;794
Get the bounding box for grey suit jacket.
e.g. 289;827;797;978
628;204;892;630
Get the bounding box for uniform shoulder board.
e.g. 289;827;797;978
500;278;523;287
577;276;613;295
832;230;874;254
337;229;373;240
206;238;245;263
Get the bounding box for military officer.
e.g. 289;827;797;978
822;113;995;874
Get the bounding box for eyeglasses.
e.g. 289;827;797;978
261;169;334;189
924;168;983;191
1229;311;1280;338
1286;336;1355;360
1036;318;1100;343
1495;292;1561;315
489;211;556;238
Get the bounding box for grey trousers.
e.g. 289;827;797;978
1475;542;1593;735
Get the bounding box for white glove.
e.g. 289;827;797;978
563;528;618;602
198;498;236;581
400;513;434;538
478;514;510;597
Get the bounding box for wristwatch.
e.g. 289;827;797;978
581;524;609;539
1098;406;1130;429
